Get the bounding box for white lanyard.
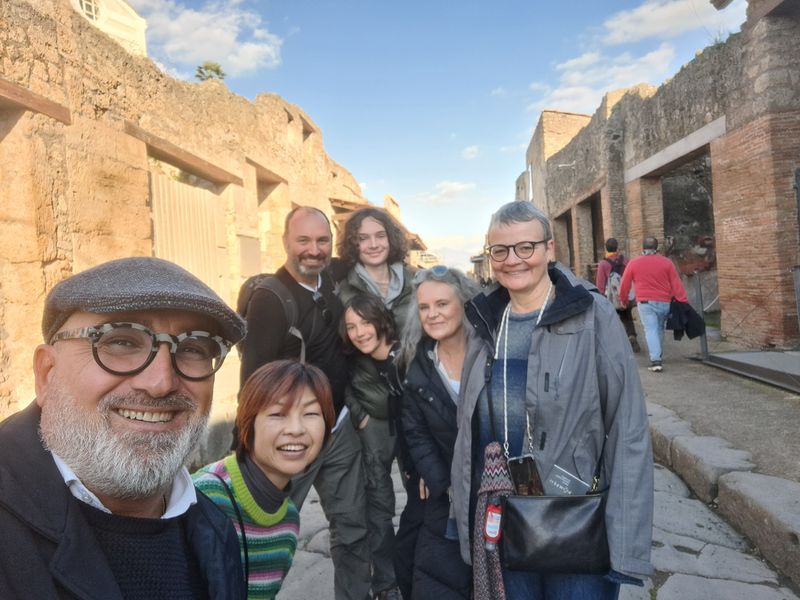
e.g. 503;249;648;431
493;280;553;458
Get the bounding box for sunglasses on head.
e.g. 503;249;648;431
412;264;451;285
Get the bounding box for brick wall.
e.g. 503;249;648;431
712;110;800;346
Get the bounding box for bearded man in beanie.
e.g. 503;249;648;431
0;257;247;600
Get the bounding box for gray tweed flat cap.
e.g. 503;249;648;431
43;257;246;344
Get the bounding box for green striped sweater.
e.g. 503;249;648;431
193;455;300;600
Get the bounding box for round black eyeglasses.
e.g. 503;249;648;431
485;239;549;262
50;322;232;381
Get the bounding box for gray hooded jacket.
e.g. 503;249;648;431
451;264;653;579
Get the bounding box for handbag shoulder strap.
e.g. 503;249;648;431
590;434;607;493
210;471;249;584
484;357;499;443
485;353;607;493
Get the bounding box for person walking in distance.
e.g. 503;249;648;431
239;206;372;600
595;238;641;353
619;236;689;373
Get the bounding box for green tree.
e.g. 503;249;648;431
195;61;226;81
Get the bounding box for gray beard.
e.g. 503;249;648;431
289;254;329;279
39;389;208;500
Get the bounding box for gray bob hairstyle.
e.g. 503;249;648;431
488;201;553;241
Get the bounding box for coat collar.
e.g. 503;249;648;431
466;263;595;345
0;402;125;599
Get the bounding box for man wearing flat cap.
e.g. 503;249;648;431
0;257;247;600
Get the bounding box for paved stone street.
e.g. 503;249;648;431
276;330;800;600
276;459;799;600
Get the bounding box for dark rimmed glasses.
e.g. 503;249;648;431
412;264;451;285
486;239;549;262
312;291;334;325
50;322;232;381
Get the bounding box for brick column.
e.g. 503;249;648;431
574;201;594;279
625;177;664;254
711;111;800;347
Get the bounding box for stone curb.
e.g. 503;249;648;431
648;401;800;589
670;436;755;503
717;472;800;589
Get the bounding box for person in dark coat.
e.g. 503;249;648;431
0;257;246;600
397;265;479;599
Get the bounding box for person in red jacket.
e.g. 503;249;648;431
620;237;688;372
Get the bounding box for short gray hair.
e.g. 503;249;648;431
397;266;479;368
488;201;552;241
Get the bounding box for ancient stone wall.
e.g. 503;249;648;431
528;0;800;348
619;41;741;167
0;0;366;417
528;111;590;215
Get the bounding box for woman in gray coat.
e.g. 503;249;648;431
451;202;653;599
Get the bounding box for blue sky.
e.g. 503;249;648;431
129;0;746;271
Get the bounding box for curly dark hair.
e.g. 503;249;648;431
337;207;408;267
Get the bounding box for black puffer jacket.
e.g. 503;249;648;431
402;337;471;599
403;337;459;501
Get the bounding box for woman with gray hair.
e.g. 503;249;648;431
398;265;479;599
451;201;654;599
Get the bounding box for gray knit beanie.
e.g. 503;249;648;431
42;257;246;344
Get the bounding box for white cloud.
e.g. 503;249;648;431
426;234;487;272
491;87;507;97
527;43;675;115
556;51;602;71
359;181;368;192
500;143;528;154
414;181;477;205
129;0;283;78
525;0;746;117
461;145;480;160
602;0;746;46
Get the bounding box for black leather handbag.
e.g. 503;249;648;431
501;481;609;574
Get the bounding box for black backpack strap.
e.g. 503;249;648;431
255;277;306;363
209;472;249;585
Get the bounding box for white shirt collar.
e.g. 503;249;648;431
50;452;197;518
297;273;323;293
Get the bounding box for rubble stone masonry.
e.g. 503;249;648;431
0;0;366;417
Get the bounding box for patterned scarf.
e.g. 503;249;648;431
473;441;514;600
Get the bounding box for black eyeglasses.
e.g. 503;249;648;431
486;240;549;262
412;264;451;285
50;322;232;381
312;291;333;325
